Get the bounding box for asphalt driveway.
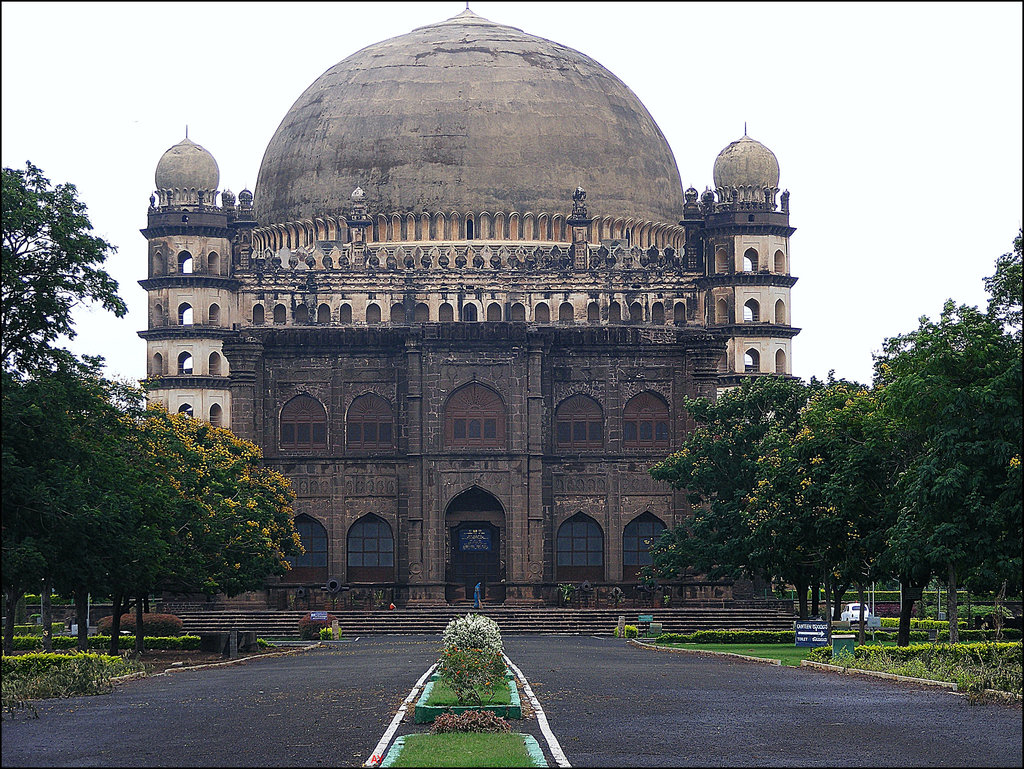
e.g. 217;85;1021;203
2;635;1021;767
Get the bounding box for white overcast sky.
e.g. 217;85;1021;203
3;1;1021;386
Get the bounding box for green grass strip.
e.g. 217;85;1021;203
385;733;538;767
425;677;512;707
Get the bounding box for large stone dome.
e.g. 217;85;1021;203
713;133;780;190
255;9;684;228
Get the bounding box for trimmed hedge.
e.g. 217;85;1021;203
613;624;639;638
4;635;200;652
12;623;65;636
96;613;183;636
655;630;794;644
1;652;120;677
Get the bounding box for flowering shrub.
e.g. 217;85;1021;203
96;613;183;636
298;612;338;640
318;626;342;640
431;709;512;734
437;646;507;706
614;624;639;638
441;613;503;654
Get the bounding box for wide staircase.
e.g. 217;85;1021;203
172;603;796;639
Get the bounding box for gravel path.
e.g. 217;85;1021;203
3;635;1020;767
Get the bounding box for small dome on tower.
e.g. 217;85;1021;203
713;132;779;190
155;137;219;192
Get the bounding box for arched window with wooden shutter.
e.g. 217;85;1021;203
555;394;603;449
622;392;670;448
445;383;506;449
346;393;395;450
280;394;328;451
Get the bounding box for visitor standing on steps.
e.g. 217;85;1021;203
474;582;482;609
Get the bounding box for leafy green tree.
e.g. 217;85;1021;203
647;376;818;615
984;229;1022;337
1;162;126;372
876;300;1022;643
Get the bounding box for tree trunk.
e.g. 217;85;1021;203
75;586;89;652
832;581;849;620
823;572;831;632
898;581;924;647
3;586;20;652
109;591;123;655
994;580;1007;640
947;565;959;644
857;582;867;645
811;580;820;617
41;579;53;653
795;574;809;619
134;593;145;654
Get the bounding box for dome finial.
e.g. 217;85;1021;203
743;121;747;137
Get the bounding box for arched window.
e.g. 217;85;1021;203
280;394;328;451
622;392;670;448
366;303;381;324
510;302;526;321
743;248;758;272
466;218;475;240
445;383;506;448
390;303;406;323
715;248;729;273
775;299;786;325
775;348;787;374
153;302;164;327
347;393;395;450
629;302;643;323
558;302;574;323
209;403;223;427
177;351;193;375
651;302;665;325
273;304;287;324
534;302;550;323
151;352;164;377
287;514;328;581
414;303;429;322
207;252;220;275
295;304;309;324
252;304;265;325
339;303;352;324
623;512;666;581
555;395;603;449
208;351;222;376
178;303;193;325
178;251;193;274
208;303;220;326
347;514;394;582
556;513;604;581
439;302;454;322
317;303;331;324
462;303;478;322
608;301;621;323
177;403;193;416
674;301;686;325
587;302;600;323
743;299;760;323
715;298;729;325
486;302;502;321
744;349;761;373
774;249;786;273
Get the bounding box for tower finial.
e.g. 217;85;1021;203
744;121;747;136
185;124;189;139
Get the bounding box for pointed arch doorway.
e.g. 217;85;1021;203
445;487;506;605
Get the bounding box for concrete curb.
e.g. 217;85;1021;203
628;639;782;666
799;660;958;690
111;642;319;683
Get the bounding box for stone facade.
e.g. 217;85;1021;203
139;10;799;606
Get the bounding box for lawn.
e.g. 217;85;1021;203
425;677;513;707
387;733;535;768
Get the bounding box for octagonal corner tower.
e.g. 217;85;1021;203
254;8;685;231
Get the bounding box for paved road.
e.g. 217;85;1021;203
3;636;1021;767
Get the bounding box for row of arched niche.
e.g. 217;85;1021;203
250;298;691;326
715;247;789;275
279;386;673;452
288;510;667;583
715;297;788;325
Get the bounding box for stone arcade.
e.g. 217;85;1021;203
140;9;799;607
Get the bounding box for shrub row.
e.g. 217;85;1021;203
96;613;183;637
12;623;66;636
613;625;639;638
4;635;201;652
654;630;794;644
1;652;120;678
809;641;1022;665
